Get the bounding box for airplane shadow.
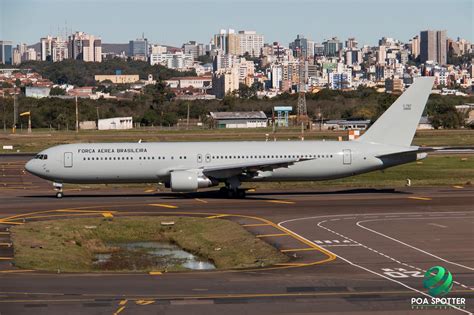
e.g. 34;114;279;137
22;188;410;200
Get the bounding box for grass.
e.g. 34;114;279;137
10;216;289;272
1;129;473;154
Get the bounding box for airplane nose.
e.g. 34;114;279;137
25;159;36;175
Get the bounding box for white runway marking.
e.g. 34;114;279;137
279;212;474;313
427;223;447;228
278;216;471;314
356;217;474;271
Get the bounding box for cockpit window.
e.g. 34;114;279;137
34;154;48;160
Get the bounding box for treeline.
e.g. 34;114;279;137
2;59;196;86
0;85;472;130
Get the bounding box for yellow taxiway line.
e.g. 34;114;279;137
256;233;288;238
148;203;178;209
280;248;319;253
266;200;295;204
408;196;432;201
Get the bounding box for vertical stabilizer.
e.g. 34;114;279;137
357;77;435;147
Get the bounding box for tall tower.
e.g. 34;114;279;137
296;57;308;124
296;91;307;117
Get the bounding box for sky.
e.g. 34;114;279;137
1;0;473;47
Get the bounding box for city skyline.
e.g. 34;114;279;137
1;0;472;47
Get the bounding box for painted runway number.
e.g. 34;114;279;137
381;268;424;278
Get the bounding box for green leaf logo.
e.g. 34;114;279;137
423;266;453;297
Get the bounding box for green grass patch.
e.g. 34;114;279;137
11;216;289;272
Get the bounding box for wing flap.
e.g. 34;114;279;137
202;158;312;179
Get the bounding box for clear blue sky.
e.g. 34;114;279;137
1;0;472;47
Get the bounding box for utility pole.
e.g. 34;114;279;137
12;94;18;133
75;96;79;133
186;102;190;130
2;99;6;132
27;111;31;133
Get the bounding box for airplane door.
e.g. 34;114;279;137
197;154;203;163
343;149;351;165
205;154;211;163
64;152;73;168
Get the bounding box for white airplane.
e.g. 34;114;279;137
26;77;435;198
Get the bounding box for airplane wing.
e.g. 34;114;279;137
200;157;312;179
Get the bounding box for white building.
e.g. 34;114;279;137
166;76;212;89
150;44;167;55
98;117;133;130
210;111;267;128
212;67;239;98
25;86;50;98
41;36;68;62
271;64;283;89
68;32;102;62
237;30;264;57
150;52;194;69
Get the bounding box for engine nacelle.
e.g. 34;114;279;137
170;171;217;192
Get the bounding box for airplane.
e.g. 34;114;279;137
25;77;435;198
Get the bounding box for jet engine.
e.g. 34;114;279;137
169;170;218;192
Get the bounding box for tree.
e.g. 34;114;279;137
427;103;465;129
49;87;66;95
1;82;13;88
197;54;213;64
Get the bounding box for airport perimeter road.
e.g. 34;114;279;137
0;155;473;314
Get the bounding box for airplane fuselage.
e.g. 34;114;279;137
25;140;422;185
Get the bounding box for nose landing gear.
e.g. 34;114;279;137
53;182;64;198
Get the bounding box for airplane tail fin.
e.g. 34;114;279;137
357;77;435;147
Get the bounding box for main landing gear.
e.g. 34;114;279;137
53;182;64;198
220;177;246;198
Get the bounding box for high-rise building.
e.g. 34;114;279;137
420;30;447;65
410;35;420;59
376;45;386;65
24;48;37;61
213;29;264;57
129;35;148;60
68;32;102;62
436;30;447;65
212;67;239;98
314;43;324;56
345;50;362;66
237;31;264;57
345;37;358;49
0;41;13;65
12;48;21;65
41;36;68;62
150;51;193;69
150;44;167;55
322;37;342;56
290;35;314;59
183;41;203;59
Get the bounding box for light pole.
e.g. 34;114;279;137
75;96;79;133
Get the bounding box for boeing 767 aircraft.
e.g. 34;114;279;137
26;77;435;198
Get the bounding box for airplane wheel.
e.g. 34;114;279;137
237;189;246;198
56;192;63;199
